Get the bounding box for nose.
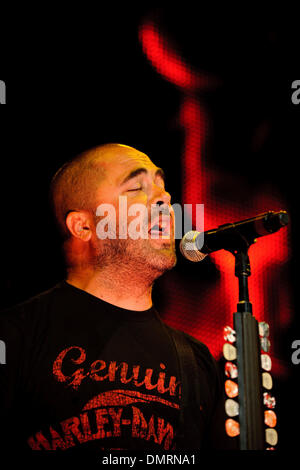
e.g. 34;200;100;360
152;185;171;207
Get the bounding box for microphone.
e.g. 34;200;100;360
180;210;289;262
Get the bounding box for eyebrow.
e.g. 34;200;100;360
120;167;166;186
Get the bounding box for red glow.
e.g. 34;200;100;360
139;21;292;378
139;22;219;91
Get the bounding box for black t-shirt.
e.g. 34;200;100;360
0;281;234;454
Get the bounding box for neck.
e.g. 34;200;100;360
66;265;154;311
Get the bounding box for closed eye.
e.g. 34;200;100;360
126;188;142;192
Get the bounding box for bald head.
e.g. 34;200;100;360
49;142;176;279
49;143;143;239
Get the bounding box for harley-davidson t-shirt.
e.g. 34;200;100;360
0;281;231;454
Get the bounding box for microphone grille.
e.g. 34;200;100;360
179;231;207;262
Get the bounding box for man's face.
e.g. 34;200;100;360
91;147;177;276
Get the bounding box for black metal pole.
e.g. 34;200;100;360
233;249;265;450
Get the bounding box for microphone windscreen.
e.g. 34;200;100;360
179;231;207;262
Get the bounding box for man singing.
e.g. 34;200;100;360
0;143;233;453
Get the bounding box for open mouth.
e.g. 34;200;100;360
149;216;171;238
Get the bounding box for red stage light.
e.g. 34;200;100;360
139;20;292;378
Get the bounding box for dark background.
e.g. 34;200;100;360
1;6;299;453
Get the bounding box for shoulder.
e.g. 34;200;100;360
0;282;65;328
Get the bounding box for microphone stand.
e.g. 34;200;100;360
228;238;265;450
181;211;289;449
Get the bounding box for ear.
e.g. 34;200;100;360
65;211;92;241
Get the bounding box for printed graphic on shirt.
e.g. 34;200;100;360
27;345;181;451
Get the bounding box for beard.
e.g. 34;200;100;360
92;236;177;280
92;203;177;280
